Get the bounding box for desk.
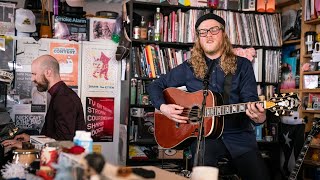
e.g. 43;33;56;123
103;164;188;180
59;152;188;180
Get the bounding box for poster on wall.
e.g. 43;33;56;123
14;72;47;105
81;43;118;96
11;104;46;133
89;17;116;42
86;97;114;142
0;36;14;70
16;38;49;72
50;42;79;87
0;2;15;36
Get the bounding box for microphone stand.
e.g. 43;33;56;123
193;76;210;167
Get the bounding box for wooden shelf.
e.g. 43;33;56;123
303;159;320;166
301;110;320;113
303;54;312;58
276;0;299;8
283;39;301;45
132;39;282;49
280;88;299;94
310;144;320;149
305;18;320;25
301;89;320;93
303;71;320;75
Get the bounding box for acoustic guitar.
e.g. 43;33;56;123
154;88;300;149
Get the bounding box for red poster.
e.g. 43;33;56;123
86;97;114;142
50;42;79;87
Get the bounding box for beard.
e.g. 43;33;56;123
35;75;49;92
202;41;223;55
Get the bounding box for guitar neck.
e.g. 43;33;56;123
205;101;265;117
288;131;315;180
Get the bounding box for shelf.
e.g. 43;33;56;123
130;104;155;108
303;54;312;58
129;139;157;145
305;18;320;25
131;77;157;80
303;159;320;166
132;39;194;48
131;0;279;14
301;89;320;93
301;110;320;114
280;88;299;94
310;144;320;149
283;39;301;45
303;71;320;75
132;39;281;49
276;0;299;8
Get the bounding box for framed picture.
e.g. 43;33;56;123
89;17;116;42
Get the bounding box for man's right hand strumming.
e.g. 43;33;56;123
159;104;189;123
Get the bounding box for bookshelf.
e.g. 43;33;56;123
126;0;283;171
298;0;320;178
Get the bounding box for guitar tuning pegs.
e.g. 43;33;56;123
274;94;278;97
280;107;284;110
281;93;286;97
289;92;293;95
275;111;279;116
290;111;293;115
282;111;285;115
287;107;291;110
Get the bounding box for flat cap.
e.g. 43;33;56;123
195;13;225;30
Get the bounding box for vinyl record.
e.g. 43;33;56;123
281;9;297;41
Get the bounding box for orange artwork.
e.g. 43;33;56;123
50;42;79;87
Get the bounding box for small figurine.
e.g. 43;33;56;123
82;153;109;180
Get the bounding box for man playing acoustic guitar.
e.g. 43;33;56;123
147;13;270;180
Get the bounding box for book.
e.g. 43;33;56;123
280;57;297;89
304;75;319;89
53;15;88;41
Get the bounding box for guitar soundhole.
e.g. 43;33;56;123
189;106;200;122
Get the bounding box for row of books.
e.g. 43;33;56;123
304;0;320;21
131;45;191;78
306;93;320;110
130;79;153;105
151;8;281;47
166;0;273;12
252;49;281;83
257;85;276;101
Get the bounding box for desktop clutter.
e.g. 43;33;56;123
0;131;156;180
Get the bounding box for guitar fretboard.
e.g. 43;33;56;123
288;132;316;180
205;101;265;117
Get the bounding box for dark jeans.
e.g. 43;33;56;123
191;138;270;180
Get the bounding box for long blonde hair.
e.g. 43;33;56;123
189;31;237;79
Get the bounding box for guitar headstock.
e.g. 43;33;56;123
265;93;300;116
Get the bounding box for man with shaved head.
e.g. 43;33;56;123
2;55;85;148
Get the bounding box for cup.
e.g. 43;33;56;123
191;166;219;180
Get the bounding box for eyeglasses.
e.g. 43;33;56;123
197;26;224;37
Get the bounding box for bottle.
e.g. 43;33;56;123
78;132;93;153
73;130;85;146
140;16;147;40
154;7;161;41
147;22;154;41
